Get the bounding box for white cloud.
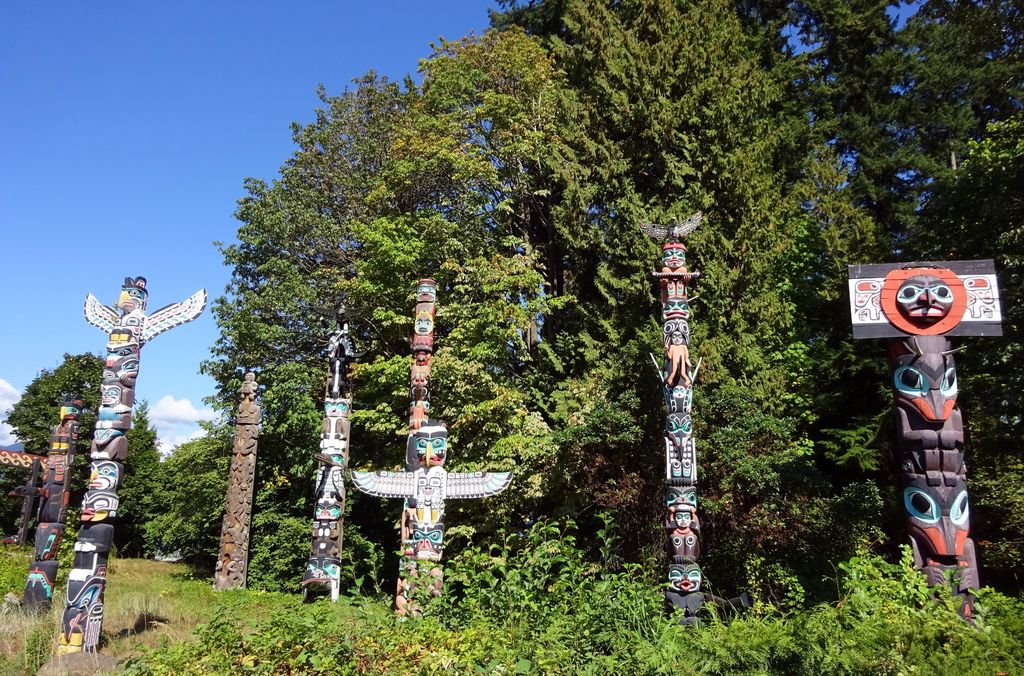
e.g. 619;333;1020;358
149;395;217;456
156;426;208;456
0;378;22;446
150;395;216;425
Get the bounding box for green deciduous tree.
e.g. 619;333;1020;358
143;428;231;563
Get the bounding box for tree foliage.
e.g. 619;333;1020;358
158;0;1024;606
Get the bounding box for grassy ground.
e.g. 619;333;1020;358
0;547;284;673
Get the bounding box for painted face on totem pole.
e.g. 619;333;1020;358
415;309;434;336
663;320;689;348
408;523;444;560
117;277;148;314
106;344;141;386
59;396;83;422
315;497;343;521
81;491;119;522
890;348;957;423
667;563;702;593
667;486;697;511
662;290;690;320
88;461;122;492
414;424;448;467
100;385;122;408
666;413;692;445
904;475;970;559
324;399;350;418
661;243;687;271
417;279;437;303
895;275;954;324
303;558;342;585
666;486;700;558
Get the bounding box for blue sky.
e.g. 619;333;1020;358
0;1;494;451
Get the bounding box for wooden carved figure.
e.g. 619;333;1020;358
302;308;359;602
23;394;84;608
59;276;205;653
642;214;750;625
351;279;512;616
214;372;262;591
849;260;1002;621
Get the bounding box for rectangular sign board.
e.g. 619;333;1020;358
848;260;1002;339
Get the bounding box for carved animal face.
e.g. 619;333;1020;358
892;351;957;423
88;461;122;491
117;279;148;314
904;476;970;559
81;491;119;522
661;243;687;270
324;399;350;418
414;424;448;466
409;524;444;560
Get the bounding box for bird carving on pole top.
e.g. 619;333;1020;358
640;211;703;242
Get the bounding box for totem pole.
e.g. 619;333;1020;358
849;260;1002;620
59;277;206;653
24;395;84;608
302;309;359;602
1;451;43;546
352;279;513;616
213;372;261;591
641;214;751;625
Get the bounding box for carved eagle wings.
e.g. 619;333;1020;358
640;211;703;241
350;468;513;500
142;288;207;343
83;294;119;334
83;288;206;344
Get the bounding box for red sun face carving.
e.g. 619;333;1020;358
880;267;968;335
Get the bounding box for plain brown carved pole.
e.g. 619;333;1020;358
213;372;262;591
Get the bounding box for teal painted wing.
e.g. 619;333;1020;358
445;471;512;499
350;470;417;498
83;293;118;334
142;288;207;343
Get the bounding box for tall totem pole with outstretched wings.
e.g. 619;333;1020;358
59;277;205;653
352;279;512;616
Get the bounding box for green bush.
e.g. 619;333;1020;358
124;516;1024;674
0;545;30;596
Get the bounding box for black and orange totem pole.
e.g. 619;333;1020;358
352;279;512;616
849;260;1002;620
23;394;85;608
60;277;205;653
